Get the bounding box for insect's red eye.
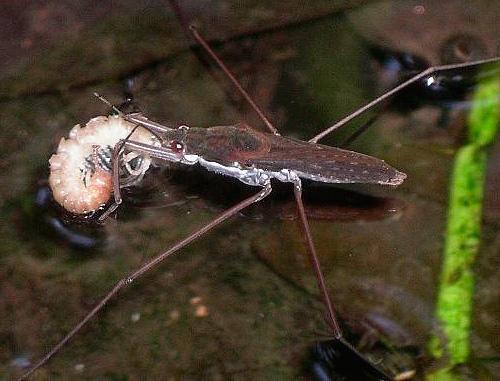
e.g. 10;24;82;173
170;140;184;152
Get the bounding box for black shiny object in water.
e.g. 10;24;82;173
308;338;393;381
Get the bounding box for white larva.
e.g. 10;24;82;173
49;115;157;214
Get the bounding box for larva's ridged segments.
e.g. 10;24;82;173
49;115;157;214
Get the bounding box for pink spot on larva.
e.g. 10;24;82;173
86;169;113;209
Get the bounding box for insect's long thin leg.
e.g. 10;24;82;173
188;26;280;136
101;137;185;220
340;101;393;148
19;182;273;381
310;56;500;143
124;113;174;133
98;124;153;221
293;184;341;337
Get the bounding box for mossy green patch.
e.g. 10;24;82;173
427;75;500;379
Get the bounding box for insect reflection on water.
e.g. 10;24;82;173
10;5;500;378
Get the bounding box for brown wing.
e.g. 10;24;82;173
236;133;406;186
183;124;405;186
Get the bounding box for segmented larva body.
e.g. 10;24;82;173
49;115;157;214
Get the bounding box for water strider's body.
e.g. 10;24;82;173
122;113;406;191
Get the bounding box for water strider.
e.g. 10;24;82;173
19;13;500;381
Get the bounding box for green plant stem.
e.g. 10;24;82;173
427;76;500;379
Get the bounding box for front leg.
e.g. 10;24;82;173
99;137;187;221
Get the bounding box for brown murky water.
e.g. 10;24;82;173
1;0;500;379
